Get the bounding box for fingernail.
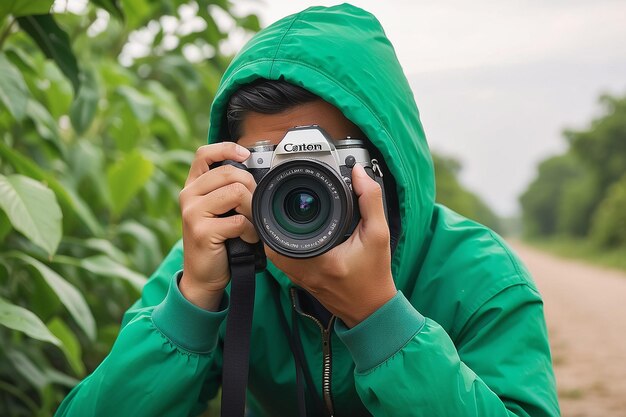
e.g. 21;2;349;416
236;144;250;157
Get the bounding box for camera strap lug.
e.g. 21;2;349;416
371;158;383;178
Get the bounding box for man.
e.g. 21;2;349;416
56;4;559;416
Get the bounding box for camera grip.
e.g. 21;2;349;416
214;160;266;272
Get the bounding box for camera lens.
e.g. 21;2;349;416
252;159;354;258
272;181;330;236
286;190;319;223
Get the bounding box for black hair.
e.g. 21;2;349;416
226;79;319;140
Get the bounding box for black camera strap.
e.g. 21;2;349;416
220;238;325;417
220;238;264;417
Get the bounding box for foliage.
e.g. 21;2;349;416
433;154;501;231
566;95;626;195
0;1;258;415
519;153;587;236
555;174;600;237
590;173;626;247
520;93;626;250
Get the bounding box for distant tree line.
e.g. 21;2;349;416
520;94;626;248
433;155;501;232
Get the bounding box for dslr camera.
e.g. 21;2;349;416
236;125;385;258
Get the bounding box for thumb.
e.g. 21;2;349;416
351;164;386;228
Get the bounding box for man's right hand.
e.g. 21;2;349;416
178;142;258;310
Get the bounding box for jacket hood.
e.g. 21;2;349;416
208;4;435;292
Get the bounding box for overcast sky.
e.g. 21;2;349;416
230;0;626;216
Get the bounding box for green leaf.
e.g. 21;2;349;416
41;59;73;119
16;14;81;92
156;55;201;88
26;98;65;156
0;0;53;20
0;296;61;346
116;85;154;123
43;367;79;388
70;67;99;134
82;238;128;263
119;0;154;30
146;81;189;139
5;349;48;391
197;4;226;45
0;209;11;242
0;174;62;256
118;220;162;273
147;148;195;167
0;52;29;121
236;13;261;32
107;102;143;151
69;139;105;186
10;252;96;341
107;150;154;216
92;0;123;20
48;317;85;376
80;255;147;291
0;142;103;236
29;268;62;321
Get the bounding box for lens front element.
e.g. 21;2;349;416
286;190;319;223
272;182;330;236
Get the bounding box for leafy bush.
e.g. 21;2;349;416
590;174;626;248
521;93;626;245
555;174;600;237
433;154;501;231
519;153;587;237
0;1;259;415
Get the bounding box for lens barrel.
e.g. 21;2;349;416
252;159;353;258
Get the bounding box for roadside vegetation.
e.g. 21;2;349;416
520;93;626;271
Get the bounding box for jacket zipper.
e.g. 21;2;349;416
290;288;336;417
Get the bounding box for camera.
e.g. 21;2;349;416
237;125;385;258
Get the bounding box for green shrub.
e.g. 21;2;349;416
590;174;626;248
0;2;259;415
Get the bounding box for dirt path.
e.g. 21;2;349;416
508;241;626;417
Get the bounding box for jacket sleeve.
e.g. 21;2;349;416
55;241;227;417
335;284;560;417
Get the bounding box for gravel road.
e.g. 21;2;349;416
508;241;626;417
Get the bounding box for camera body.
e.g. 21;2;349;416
239;125;385;258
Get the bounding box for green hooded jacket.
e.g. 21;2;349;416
56;4;560;417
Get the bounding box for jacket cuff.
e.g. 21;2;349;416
152;271;228;354
335;291;425;372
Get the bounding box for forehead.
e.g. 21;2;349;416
237;100;363;147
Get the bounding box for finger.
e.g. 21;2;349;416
197;182;253;218
184;164;256;197
351;164;387;232
205;215;259;244
186;142;250;186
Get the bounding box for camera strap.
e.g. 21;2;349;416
220;238;265;417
